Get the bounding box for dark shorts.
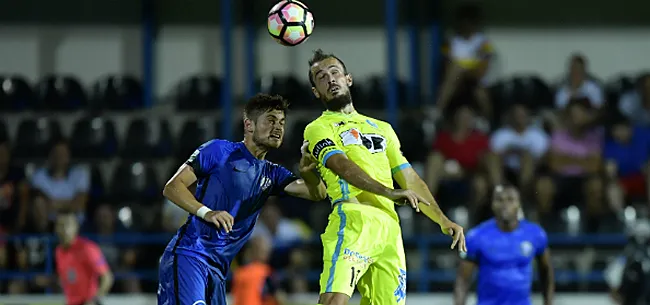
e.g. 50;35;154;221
158;251;227;305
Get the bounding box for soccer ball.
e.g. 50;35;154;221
267;0;314;46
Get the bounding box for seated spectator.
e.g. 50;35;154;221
491;103;549;190
436;3;493;120
554;53;604;109
84;203;141;293
603;114;650;210
426;105;501;219
0;139;29;233
30;139;90;222
7;196;52;294
535;98;605;229
253;200;310;249
619;74;650;126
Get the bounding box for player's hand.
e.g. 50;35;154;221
386;189;430;212
204;210;234;233
441;219;467;252
299;141;317;172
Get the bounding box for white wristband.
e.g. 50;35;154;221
196;206;212;219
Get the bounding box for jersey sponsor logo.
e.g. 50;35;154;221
260;176;272;191
339;129;387;154
333;121;346;127
520;241;533;257
312;138;336;159
365;119;379;129
187;149;200;163
394;268;407;303
343;248;374;264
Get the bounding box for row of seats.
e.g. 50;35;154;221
2;72;648;112
0;115;431;162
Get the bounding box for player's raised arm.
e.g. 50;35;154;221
385;123;466;251
283;141;327;201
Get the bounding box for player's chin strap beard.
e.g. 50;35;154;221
324;93;353;112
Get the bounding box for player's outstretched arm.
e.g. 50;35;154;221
453;259;476;305
163;164;234;231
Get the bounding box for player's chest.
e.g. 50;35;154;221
221;158;273;194
331;119;388;154
482;236;535;265
56;253;86;283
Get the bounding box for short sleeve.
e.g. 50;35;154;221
304;123;344;166
460;229;480;262
270;164;298;196
383;124;410;175
186;140;220;177
534;226;548;256
86;243;109;275
489;129;511;153
30;169;47;191
529;130;550;159
73;166;90;193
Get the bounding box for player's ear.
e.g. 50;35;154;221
311;87;320;98
346;73;353;87
244;118;254;133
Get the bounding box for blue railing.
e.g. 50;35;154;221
2;233;626;292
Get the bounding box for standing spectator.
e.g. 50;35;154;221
7;196;53;294
436;3;494;119
619;74;650;126
232;236;283;305
555;54;604;109
55;209;113;305
84;204;141;293
31;139;90;221
426;105;502;220
0;139;29;232
602;114;650;210
535;98;605;229
490;104;549;189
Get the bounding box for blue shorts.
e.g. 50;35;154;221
158;251;226;305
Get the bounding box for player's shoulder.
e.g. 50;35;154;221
305;115;333;129
468;218;498;236
358;114;395;133
520;220;547;235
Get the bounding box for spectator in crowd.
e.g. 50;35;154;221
491;103;549;190
535;98;604;229
0;138;29;233
619;74;650;126
253;200;310;249
31;139;90;222
436;2;493;120
426;105;502;219
555;53;604;109
603;114;650;210
7;196;52;294
84;203;141;293
232;236;283;305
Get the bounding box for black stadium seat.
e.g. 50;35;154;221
69;117;118;159
88;165;106;202
176;119;213;159
175;74;222;111
110;161;159;202
258;75;311;109
13;118;63;160
122;118;173;159
90;75;144;111
34;75;87;111
362;76;408;110
0;75;35;112
0;120;8;142
398;115;427;163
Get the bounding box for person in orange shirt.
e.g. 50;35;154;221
232;235;283;305
55;209;114;305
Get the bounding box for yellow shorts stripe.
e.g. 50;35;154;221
325;203;347;292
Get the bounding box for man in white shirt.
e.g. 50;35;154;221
491;103;549;188
618;74;650;126
554;54;604;109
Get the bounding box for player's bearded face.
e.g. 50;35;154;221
251;110;285;149
311;58;353;111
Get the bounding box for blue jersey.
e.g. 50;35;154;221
164;139;298;279
462;218;548;305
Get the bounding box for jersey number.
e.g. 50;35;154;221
350;266;362;287
361;134;386;154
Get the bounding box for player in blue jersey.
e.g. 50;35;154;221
454;185;555;305
157;93;327;305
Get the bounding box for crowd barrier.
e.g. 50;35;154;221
0;293;614;305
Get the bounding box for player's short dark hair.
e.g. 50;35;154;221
308;49;348;87
243;93;290;121
456;2;481;24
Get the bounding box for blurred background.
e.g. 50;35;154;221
1;0;650;304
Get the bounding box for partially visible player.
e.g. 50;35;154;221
55;209;114;305
454;185;554;305
232;235;282;305
305;49;466;305
158;94;327;305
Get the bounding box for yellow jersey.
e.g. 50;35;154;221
304;110;410;221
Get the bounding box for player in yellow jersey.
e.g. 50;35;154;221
304;49;468;305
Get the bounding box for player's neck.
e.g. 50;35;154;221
243;138;268;160
329;103;356;115
497;219;519;232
